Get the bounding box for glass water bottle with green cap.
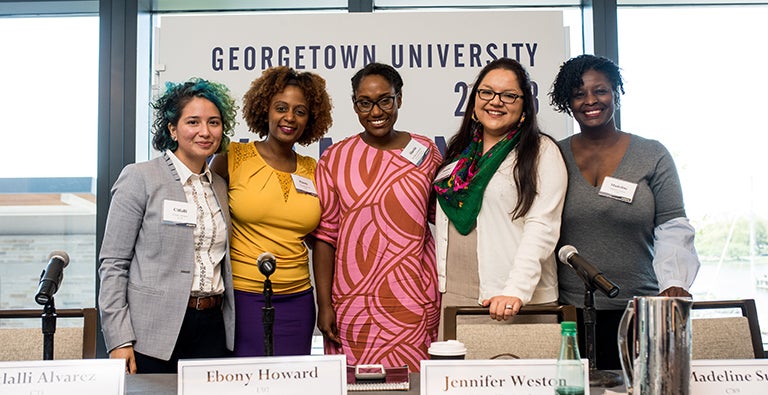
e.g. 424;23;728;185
555;321;585;395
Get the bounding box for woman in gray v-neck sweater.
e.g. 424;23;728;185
549;54;699;370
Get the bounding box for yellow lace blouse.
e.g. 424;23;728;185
227;142;320;294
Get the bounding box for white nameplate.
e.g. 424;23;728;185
0;359;125;395
177;354;347;395
691;359;768;393
420;359;589;395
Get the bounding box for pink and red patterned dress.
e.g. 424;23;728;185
313;133;442;372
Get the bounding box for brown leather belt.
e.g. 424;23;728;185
188;294;223;310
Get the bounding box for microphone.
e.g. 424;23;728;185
257;252;276;277
257;252;276;355
557;245;619;298
35;251;70;305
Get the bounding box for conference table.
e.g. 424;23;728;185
125;373;625;394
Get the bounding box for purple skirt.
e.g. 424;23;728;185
233;288;316;357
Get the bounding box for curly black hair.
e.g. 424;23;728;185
242;67;333;146
152;77;238;153
548;54;625;116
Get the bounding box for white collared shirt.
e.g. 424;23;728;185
166;150;227;295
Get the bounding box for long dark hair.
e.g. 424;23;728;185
442;58;543;219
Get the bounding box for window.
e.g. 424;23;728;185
0;16;99;313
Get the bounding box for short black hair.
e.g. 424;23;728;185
549;54;625;116
350;62;403;99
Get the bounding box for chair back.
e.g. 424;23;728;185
691;299;764;359
0;308;98;361
443;305;577;360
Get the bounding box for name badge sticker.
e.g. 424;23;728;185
291;174;318;196
598;176;638;203
163;199;196;226
401;139;429;166
434;161;459;183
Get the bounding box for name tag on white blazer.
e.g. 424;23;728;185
434;161;458;183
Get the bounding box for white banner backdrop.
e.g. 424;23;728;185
156;11;569;159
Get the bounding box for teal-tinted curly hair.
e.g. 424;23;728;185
151;77;238;153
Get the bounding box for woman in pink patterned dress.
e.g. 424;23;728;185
313;63;442;372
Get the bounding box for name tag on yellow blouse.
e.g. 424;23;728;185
599;176;637;203
162;199;196;226
292;174;318;196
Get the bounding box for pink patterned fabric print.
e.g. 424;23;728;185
314;133;442;372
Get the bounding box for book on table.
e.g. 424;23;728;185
346;364;410;391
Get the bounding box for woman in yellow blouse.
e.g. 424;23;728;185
211;67;332;356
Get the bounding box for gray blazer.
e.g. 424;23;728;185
98;153;235;360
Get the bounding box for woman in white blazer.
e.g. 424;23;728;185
99;78;238;373
434;58;567;325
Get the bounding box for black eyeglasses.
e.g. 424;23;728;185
476;89;522;104
353;95;398;113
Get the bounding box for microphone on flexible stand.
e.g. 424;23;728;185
34;250;70;360
258;252;276;277
35;251;70;306
558;245;619;298
557;245;622;388
258;252;276;356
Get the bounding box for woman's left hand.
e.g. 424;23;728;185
482;296;523;321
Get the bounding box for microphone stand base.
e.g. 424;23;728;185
589;369;623;388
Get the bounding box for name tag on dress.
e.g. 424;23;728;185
401;139;429;166
292;174;318;196
598;176;637;203
163;199;196;226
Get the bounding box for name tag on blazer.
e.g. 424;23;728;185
162;199;196;226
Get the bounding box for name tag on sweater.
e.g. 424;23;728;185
599;176;637;203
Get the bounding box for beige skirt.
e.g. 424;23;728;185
439;222;557;340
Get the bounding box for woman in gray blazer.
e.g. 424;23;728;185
99;78;238;373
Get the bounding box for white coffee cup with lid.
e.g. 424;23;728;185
428;340;467;360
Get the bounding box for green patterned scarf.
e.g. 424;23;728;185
434;125;522;235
